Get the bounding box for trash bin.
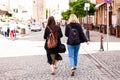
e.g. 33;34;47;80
20;28;26;34
109;25;112;35
89;23;93;30
99;25;103;33
116;25;120;38
103;25;107;34
109;25;116;35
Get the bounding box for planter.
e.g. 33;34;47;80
20;28;26;34
116;25;120;38
99;25;103;33
103;25;107;34
89;24;93;30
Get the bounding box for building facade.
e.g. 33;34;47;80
0;0;46;22
95;0;120;27
32;0;45;22
0;0;10;15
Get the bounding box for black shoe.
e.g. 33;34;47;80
71;71;75;76
71;67;77;70
51;72;55;75
55;67;57;69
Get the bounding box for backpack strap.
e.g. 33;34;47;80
68;25;72;31
48;26;53;33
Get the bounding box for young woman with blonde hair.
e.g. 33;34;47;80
65;14;88;76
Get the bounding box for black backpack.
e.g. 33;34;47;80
68;26;80;45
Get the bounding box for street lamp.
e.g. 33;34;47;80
84;1;90;41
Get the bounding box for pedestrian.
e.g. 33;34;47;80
65;14;88;76
13;21;17;38
43;16;63;75
5;23;9;37
2;23;8;37
9;20;15;40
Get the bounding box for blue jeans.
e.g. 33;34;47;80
67;44;80;67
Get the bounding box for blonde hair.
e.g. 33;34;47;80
68;14;79;24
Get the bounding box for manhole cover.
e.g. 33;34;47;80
4;69;28;77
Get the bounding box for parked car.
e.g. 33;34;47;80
30;23;42;31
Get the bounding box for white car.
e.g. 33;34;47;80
30;23;42;31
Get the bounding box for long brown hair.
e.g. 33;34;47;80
46;16;58;38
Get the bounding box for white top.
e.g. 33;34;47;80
9;22;17;30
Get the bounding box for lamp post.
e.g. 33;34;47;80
84;1;90;41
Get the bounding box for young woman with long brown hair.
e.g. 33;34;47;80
44;16;63;75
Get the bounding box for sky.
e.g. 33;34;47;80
45;0;69;11
45;0;69;20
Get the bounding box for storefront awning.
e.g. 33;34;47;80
0;4;8;15
0;10;7;15
95;2;105;9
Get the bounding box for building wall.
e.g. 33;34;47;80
0;0;10;11
113;0;120;14
95;0;110;25
0;0;46;22
96;4;107;25
114;0;120;25
96;0;120;26
32;0;45;22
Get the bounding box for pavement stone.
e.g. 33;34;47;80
0;28;120;80
0;52;119;80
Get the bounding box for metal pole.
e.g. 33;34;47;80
86;8;90;41
100;35;104;51
107;4;109;52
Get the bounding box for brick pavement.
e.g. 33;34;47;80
0;28;120;80
0;51;119;80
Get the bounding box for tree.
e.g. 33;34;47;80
61;0;95;20
61;10;72;20
69;0;86;18
46;9;48;19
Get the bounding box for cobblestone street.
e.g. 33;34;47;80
0;0;120;79
0;28;120;80
0;51;119;80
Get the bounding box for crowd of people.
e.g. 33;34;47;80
0;20;17;39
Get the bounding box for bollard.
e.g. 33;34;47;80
100;35;104;51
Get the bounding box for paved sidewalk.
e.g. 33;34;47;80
0;29;120;80
89;30;120;42
0;51;119;80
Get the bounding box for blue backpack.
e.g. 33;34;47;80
68;26;80;45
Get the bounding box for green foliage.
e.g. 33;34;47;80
69;0;86;17
61;0;95;20
1;15;10;22
46;9;48;19
61;10;72;20
89;3;96;15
